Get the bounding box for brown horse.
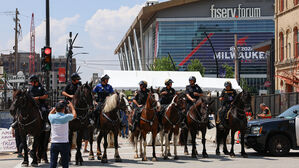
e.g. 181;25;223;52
215;91;251;158
130;87;160;161
10;89;43;167
160;92;186;160
96;92;128;163
180;96;214;158
68;82;94;165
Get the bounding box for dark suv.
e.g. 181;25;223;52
245;105;299;156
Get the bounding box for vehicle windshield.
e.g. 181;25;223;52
278;105;299;119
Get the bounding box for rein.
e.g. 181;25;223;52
102;111;119;125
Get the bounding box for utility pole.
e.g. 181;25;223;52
66;32;78;82
204;32;219;78
14;8;19;75
168;52;177;71
234;34;240;84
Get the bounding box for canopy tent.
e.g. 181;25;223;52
100;70;242;92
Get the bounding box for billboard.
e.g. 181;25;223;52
58;68;66;83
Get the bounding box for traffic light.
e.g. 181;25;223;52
41;46;52;71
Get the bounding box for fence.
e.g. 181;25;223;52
252;92;299;117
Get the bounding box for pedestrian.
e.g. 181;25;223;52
49;100;76;168
120;109;128;138
11;124;23;158
258;103;272;119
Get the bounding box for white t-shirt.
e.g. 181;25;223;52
48;112;74;143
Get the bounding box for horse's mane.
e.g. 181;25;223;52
103;93;119;113
166;94;178;111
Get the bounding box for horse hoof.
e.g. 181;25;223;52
80;162;83;166
142;157;147;161
134;154;138;159
21;161;29;167
152;157;157;162
115;156;122;162
174;156;179;160
216;151;220;156
101;158;108;163
88;155;95;160
167;152;171;157
184;151;189;155
230;153;236;158
31;162;38;167
203;153;209;158
191;154;197;158
223;151;230;155
163;156;168;160
242;153;248;158
44;159;49;164
97;155;102;160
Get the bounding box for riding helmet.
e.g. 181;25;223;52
71;73;81;81
189;76;196;82
224;81;232;87
165;79;174;86
139;80;148;87
29;75;39;83
101;74;110;81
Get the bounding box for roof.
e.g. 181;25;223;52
101;70;242;92
114;0;200;54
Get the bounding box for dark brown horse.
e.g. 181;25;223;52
68;82;94;165
160;92;186;160
130;87;160;161
180;96;214;158
215;91;251;158
10;89;43;167
95;92;128;163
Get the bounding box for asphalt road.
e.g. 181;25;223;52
1;137;299;168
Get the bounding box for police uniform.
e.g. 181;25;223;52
219;88;237;123
29;83;49;124
185;84;203;110
64;81;82;101
131;89;149;130
93;83;114;104
160;87;176;105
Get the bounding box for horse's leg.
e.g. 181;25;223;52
75;130;83;165
223;129;229;155
97;131;103;160
240;131;248;158
139;134;143;158
152;131;157;161
30;136;39;166
88;128;95;160
216;127;221;155
173;131;179;160
201;128;208;158
101;132;108;163
190;129;197;158
163;132;169;160
142;133;147;161
167;132;171;157
114;129;122;162
183;129;189;155
43;131;50;163
160;131;164;157
134;135;138;159
230;130;236;157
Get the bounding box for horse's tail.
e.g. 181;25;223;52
179;127;188;146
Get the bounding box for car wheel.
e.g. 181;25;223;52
268;135;290;157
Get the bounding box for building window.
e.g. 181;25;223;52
280;0;284;12
280;32;284;61
294;27;299;58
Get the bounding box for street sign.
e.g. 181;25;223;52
8;75;25;83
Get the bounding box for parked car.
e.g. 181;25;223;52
245;105;299;156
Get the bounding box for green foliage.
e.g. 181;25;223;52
222;64;234;78
240;78;257;93
151;56;178;71
187;59;205;77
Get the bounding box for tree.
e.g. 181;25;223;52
222;64;234;78
151;56;178;71
187;59;205;77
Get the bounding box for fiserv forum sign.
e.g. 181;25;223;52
210;4;261;18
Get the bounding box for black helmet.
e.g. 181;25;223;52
71;73;81;81
29;75;39;83
139;80;148;87
101;74;110;81
224;81;232;87
165;79;174;86
189;76;196;82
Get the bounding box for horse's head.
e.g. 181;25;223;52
196;96;214;123
10;89;29;117
239;91;252;109
79;82;94;110
118;92;132;113
148;87;160;110
175;92;186;113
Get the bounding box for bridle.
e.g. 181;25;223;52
164;95;185;127
140;92;159;126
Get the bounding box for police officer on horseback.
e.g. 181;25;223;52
130;80;149;132
29;75;50;131
62;73;82;101
93;74;114;127
158;79;175;125
218;81;237;124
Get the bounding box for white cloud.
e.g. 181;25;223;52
85;4;143;57
18;15;80;56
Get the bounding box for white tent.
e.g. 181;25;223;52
100;70;242;92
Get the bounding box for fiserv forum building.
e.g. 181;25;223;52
115;0;274;92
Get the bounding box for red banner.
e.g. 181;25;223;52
58;68;66;83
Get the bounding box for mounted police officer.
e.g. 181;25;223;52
29;75;50;131
158;79;175;124
218;81;237;124
184;76;214;129
130;80;149;132
62;73;82;101
93;74;114;127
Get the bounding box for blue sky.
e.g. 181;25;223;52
0;0;167;82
